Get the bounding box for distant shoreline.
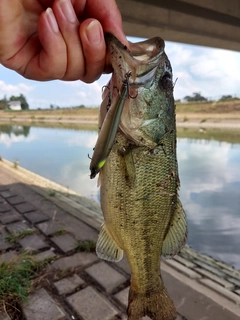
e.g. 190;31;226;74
1;115;240;130
1;100;240;129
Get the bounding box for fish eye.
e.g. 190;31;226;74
158;72;173;91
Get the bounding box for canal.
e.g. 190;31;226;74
0;123;240;269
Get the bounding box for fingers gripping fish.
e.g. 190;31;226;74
90;34;188;320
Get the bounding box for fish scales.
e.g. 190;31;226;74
90;34;187;320
101;131;178;283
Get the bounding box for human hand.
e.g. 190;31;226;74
0;0;127;82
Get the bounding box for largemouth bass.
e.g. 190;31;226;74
90;34;187;320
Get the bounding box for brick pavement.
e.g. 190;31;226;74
0;162;240;320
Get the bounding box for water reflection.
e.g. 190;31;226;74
177;138;240;268
0;124;239;269
0;124;30;137
0;125;99;202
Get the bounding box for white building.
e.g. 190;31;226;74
8;101;21;110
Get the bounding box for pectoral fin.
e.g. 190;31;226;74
162;198;187;258
96;223;123;262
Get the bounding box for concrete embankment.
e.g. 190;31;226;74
0;158;240;320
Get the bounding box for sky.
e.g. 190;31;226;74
1;36;240;109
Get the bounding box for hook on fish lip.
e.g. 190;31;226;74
123;71;138;99
102;85;110;92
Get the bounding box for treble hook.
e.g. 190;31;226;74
113;86;120;96
122;71;138;99
102;85;110;92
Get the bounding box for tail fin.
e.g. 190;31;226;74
127;284;176;320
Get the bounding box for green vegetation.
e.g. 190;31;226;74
51;229;67;236
184;92;207;102
0;94;29;110
9;94;29;110
0;255;48;311
5;229;35;244
54;269;68;281
75;240;96;252
48;189;56;197
176;99;240;114
218;95;240;102
0;95;7;110
182;93;239;103
177;127;240;144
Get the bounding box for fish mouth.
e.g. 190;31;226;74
89;35;166;179
105;34;165;85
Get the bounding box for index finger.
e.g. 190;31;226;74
84;0;127;45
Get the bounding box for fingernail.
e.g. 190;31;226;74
86;20;101;46
46;8;59;33
59;0;76;23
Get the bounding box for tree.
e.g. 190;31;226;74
0;95;8;110
184;92;207;102
219;95;233;101
9;94;29;109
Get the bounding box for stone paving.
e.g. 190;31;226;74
0;162;240;320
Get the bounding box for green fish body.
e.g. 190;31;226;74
91;35;187;320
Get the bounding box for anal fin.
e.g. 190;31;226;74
96;223;123;262
162;198;188;258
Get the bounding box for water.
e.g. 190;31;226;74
0;123;240;269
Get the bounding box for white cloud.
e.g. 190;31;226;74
77;91;87;98
66;133;97;149
0;132;37;147
190;49;239;80
60;163;99;201
165;42;193;67
0;41;240;107
173;71;199;99
0;80;33;97
60;75;110;107
165;42;240;100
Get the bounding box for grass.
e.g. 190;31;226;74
75;240;96;252
176;99;240;114
5;229;35;244
177;127;240;144
51;229;67;236
0;255;49;312
57;269;68;280
48;189;56;197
